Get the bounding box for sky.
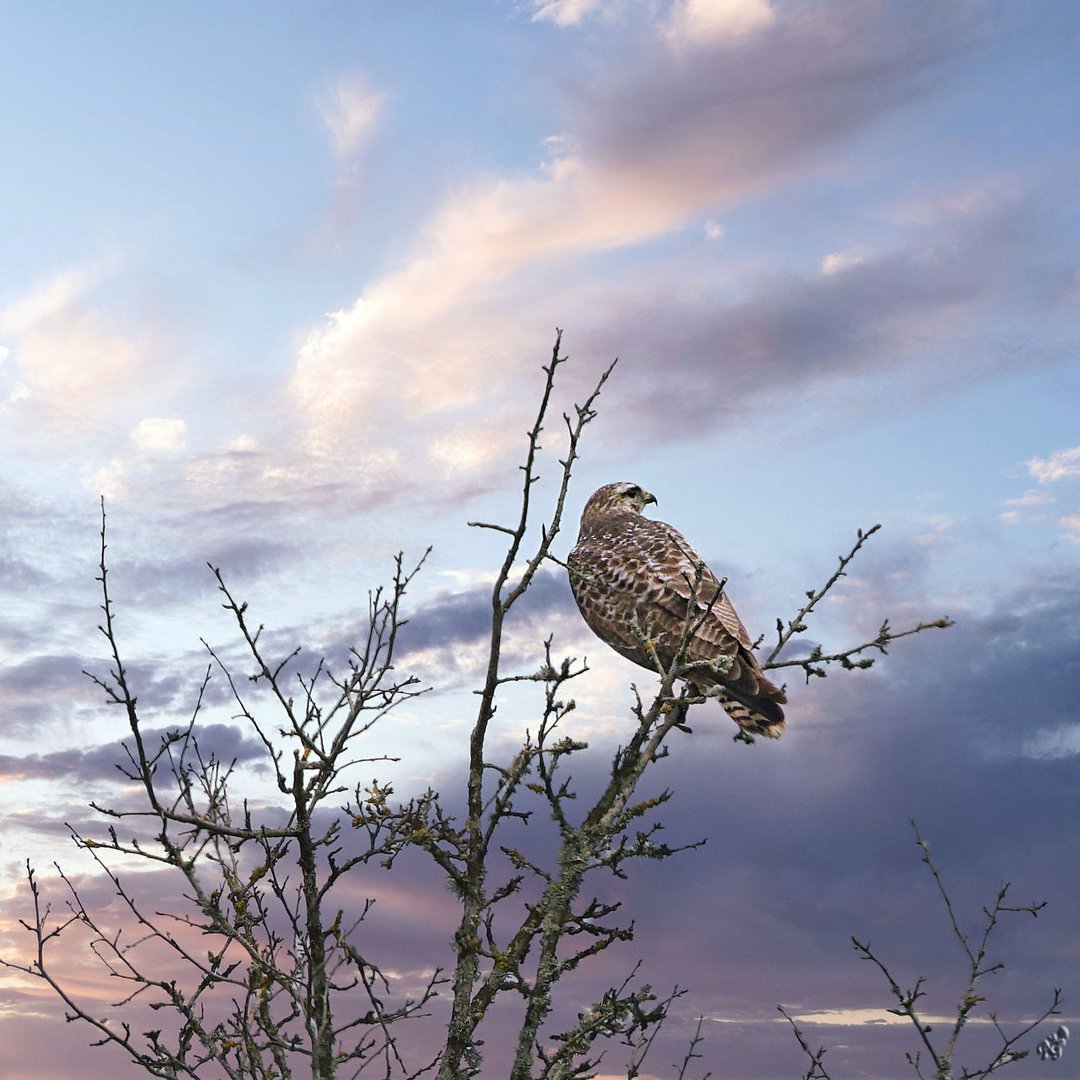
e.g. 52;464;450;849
0;1;1078;1077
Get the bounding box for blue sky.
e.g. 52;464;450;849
1;2;1078;1077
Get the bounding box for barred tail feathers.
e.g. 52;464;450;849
717;690;785;739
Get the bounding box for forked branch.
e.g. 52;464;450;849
783;822;1061;1079
763;524;953;682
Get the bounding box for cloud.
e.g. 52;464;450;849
429;424;523;476
0;267;95;334
909;513;962;548
394;567;577;675
84;458;127;500
0;723;264;786
1001;489;1054;508
999;488;1055;526
130;418;187;456
574;1;976;201
821;247;868;275
0;653;95;736
663;0;776;51
1061;512;1080;545
288;1;983;468
316;72;384;162
307;71;388;247
0;264;146;412
590;196;1056;442
1028;446;1080;484
531;0;606;27
883;176;1022;228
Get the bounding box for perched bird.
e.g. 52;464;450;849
567;482;786;739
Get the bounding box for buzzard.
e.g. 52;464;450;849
567;482;786;739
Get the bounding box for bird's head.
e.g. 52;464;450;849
581;482;657;520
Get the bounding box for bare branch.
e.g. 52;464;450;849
762;523;953;683
778;1005;833;1080
789;823;1062;1080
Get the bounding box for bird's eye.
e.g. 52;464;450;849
625;485;641;498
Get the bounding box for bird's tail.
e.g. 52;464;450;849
716;690;785;740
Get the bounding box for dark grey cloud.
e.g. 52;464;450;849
575;0;980;204
0;651;100;733
0;554;51;594
396;567;576;659
540;570;1080;1077
0;721;266;788
581;192;1078;443
281;563;1077;1077
1;565;1074;1078
99;532;298;610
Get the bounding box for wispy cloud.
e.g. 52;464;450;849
909;514;962;548
999;488;1055;526
1028;446;1080;484
316;72;384;162
1061;512;1080;545
1002;489;1055;507
309;70;387;245
0;263;148;419
531;0;607;28
288;1;983;471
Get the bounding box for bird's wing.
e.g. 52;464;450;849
638;520;753;652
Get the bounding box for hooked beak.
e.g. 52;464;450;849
642;490;657;507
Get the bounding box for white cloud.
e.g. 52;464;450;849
777;1007;994;1028
999;488;1054;525
86;458;127;501
0;267;95;335
531;0;605;27
0;382;30;412
1028;446;1080;484
0;263;146;415
1019;722;1080;759
821;247;868;275
289;133;730;453
884;178;1017;228
317;72;383;161
909;514;961;548
130;418;187;455
429;424;524;476
704;218;724;241
1001;488;1054;507
1061;513;1080;545
663;0;776;50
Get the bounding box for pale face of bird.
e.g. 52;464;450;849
584;482;657;518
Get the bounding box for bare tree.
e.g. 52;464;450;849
780;822;1062;1080
3;332;952;1078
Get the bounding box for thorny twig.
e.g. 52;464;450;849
2;501;444;1079
783;822;1061;1080
778;1005;833;1080
762;524;953;683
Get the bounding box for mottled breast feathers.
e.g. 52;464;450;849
567;482;786;739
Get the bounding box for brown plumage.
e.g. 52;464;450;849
567;482;786;739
